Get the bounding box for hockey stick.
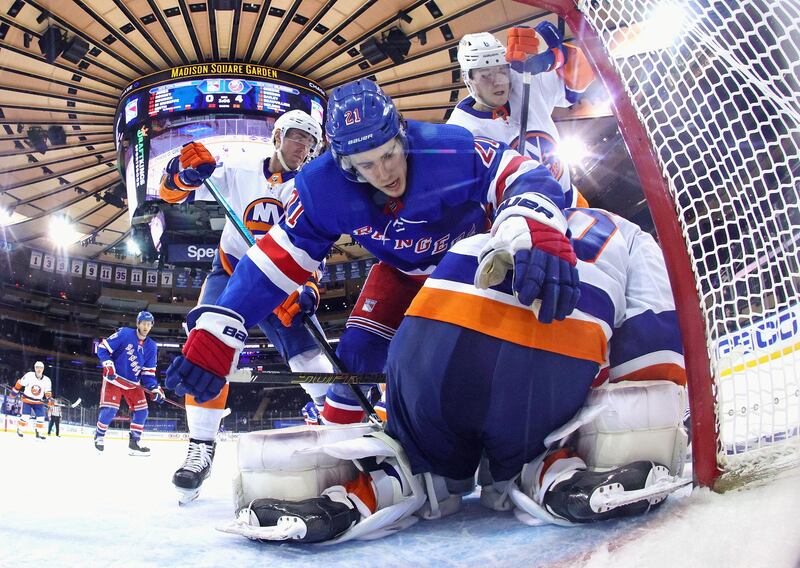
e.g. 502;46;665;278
229;369;386;385
202;178;383;426
159;395;185;410
517;65;532;159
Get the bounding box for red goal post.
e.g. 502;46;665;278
514;0;800;489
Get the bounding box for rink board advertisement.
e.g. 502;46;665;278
713;302;800;452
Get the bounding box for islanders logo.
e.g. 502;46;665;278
511;130;565;182
244;197;285;235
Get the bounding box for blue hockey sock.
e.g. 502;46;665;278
130;408;148;440
96;406;118;437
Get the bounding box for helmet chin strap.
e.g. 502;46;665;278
275;147;292;172
273;130;294;172
465;77;494;111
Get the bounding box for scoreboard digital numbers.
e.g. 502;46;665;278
143;78;319;118
116;64;326;137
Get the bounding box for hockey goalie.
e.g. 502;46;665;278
221;206;690;543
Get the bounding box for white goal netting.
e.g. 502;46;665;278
572;0;800;482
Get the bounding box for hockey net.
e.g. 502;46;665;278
521;0;800;488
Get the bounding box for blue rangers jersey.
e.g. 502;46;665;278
97;327;158;390
217;120;565;328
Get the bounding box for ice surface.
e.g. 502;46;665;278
1;432;798;568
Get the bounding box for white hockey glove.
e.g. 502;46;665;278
149;385;166;405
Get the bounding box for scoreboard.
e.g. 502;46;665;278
116;64;326;132
114;64;326;222
123;76;324;125
144;78;303;116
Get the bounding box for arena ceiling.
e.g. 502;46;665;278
0;0;629;266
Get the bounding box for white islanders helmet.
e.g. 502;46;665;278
273;109;323;158
457;32;508;102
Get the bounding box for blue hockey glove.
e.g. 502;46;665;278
302;401;321;425
475;192;580;323
165;306;246;403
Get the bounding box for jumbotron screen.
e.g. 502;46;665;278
115;64;326;221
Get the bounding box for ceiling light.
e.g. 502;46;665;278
0;207;15;226
49;216;82;245
556;136;590;167
127;238;142;255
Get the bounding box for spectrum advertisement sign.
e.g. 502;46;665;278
167;243;217;264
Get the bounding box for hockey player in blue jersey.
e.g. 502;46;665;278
164;78;581;422
159;109;333;503
222;210;689;543
95;311;164;455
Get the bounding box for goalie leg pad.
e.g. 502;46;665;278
300;431;427;543
576;380;688;475
233;423;375;509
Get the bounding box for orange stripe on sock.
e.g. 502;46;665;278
539;448;576;486
186;382;229;409
611;364;687;386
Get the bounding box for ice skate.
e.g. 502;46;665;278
544;461;677;523
128;436;151;457
223;495;360;543
16;428;23;438
172;439;216;504
94;437;104;453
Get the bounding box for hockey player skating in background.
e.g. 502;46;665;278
448;24;594;207
94;311;164;456
159;109;333;503
224;209;688;542
165;78;580;429
12;361;52;440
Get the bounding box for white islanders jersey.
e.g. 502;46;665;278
14;372;52;405
164;158;299;273
448;69;578;206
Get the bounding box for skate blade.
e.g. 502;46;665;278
176;487;201;505
128;451;152;457
594;476;692;511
